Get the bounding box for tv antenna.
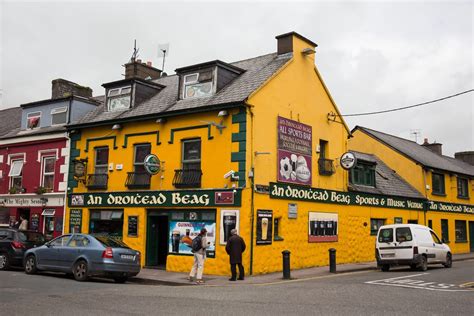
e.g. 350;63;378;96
410;129;421;143
130;39;139;62
158;43;170;73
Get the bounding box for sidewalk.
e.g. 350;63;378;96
129;252;474;286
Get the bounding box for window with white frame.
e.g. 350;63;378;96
183;72;213;99
134;143;151;173
41;156;55;190
51;107;68;125
27;112;41;129
95;147;109;174
9;159;24;189
107;86;132;111
182;139;201;170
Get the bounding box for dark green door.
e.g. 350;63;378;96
146;215;169;267
469;221;474;253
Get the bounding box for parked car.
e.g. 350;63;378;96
0;228;46;270
376;224;452;272
24;234;141;283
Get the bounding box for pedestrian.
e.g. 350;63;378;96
225;229;246;281
189;228;211;284
18;215;28;230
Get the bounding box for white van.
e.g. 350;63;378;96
376;224;452;272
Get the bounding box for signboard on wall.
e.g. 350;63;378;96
256;210;273;245
69;209;82;233
308;212;338;242
220;210;240;245
128;216;138;237
277;116;312;186
168;221;216;258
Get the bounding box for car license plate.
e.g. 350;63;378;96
120;254;135;260
382;253;395;258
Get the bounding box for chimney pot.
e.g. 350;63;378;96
147;61;152;66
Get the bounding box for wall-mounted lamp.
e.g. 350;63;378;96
111;124;122;130
156;118;167;124
217;110;228;117
302;48;316;55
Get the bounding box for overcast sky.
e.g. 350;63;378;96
1;0;472;156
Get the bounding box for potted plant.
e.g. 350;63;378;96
35;186;49;194
9;187;18;194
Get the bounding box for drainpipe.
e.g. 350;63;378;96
62;97;73;234
422;167;429;226
248;104;255;275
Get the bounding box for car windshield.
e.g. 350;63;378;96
18;232;45;243
94;235;130;249
378;228;393;243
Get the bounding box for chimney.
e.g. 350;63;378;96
275;31;318;55
421;138;442;155
52;79;92;99
124;59;161;80
454;151;474;166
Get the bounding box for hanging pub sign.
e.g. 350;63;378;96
277;116;312;186
69;209;82;233
340;152;357;170
256;210;273;245
73;159;87;181
144;154;161;175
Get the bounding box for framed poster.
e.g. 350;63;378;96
168;221;216;258
30;214;39;231
220;210;240;245
308;212;338;242
256;210;273;245
69;209;82;233
128;216;138;237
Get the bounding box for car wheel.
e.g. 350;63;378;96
381;265;390;272
0;253;10;270
419;255;428;271
410;264;417;270
443;253;452;268
114;276;128;283
24;255;37;274
73;260;89;282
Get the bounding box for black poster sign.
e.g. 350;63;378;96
30;214;39;231
69;209;82;233
256;210;273;245
128;216;138;237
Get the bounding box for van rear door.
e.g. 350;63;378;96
394;227;415;260
377;227;396;259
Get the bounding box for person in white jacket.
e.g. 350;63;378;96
18;216;28;230
188;228;211;284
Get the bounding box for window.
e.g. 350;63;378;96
183;72;213;99
428;220;433;229
182;139;201;170
430;230;442;244
9;159;24;190
396;227;412;242
378;228;393;242
41;156;55;190
432;172;445;195
27;112;41;129
370;218;385;235
441;219;449;242
51;107;68;125
134;144;151;173
457;177;469;198
350;161;376;187
107;86;132;111
95;147;109;174
274;217;283;241
68;235;91;247
318;140;334;175
455;220;467;242
49;235;71;246
89;210;124;238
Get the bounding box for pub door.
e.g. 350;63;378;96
146;215;169;268
469;221;474;253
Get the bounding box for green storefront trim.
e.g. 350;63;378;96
123;131;161;147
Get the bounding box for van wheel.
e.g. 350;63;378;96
410;264;417;270
0;253;10;270
73;260;89;281
381;265;390;272
24;255;37;274
443;254;452;268
419;256;428;271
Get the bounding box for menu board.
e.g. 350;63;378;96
128;216;138;237
69;209;82;233
30;214;40;231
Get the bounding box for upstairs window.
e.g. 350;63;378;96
27;112;41;129
41;156;55;190
457;177;469;198
350;161;376;187
95;147;109;174
432;172;445;195
9;159;24;190
183;72;213;99
107;86;132;111
182;139;201;170
133;144;151;173
51;107;68;125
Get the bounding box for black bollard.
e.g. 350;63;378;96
282;250;291;279
329;248;336;273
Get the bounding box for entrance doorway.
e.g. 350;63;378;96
146;215;169;268
469;221;474;253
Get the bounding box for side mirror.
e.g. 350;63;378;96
441;238;446;244
45;242;52;248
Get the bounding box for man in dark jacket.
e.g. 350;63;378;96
225;229;246;281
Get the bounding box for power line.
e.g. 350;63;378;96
341;89;473;117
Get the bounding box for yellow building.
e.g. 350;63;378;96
64;32;473;277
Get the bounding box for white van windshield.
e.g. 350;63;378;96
378;228;393;243
396;227;412;242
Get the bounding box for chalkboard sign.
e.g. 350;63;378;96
69;209;82;233
30;214;40;231
128;216;138;237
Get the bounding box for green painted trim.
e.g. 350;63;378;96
239;141;246;152
68;132;82;190
168;124;213;144
84;136;117;152
231;152;246;162
239;122;247;132
70;149;81;157
232;112;247;123
123;131;161;148
70;133;82;141
239;162;246;172
232;132;246;142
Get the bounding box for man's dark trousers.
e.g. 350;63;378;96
231;263;245;280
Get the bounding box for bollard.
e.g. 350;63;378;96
282;250;291;279
329;248;336;273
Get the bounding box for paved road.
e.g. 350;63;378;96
1;260;473;315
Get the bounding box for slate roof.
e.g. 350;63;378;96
349;151;425;199
354;126;474;177
75;53;292;126
0;107;21;137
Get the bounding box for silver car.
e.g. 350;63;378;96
24;234;140;283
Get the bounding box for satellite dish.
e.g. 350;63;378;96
158;43;170;57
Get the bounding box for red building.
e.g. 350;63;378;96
0;79;100;239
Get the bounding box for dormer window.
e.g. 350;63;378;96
183;72;213;99
107;86;131;111
27;112;41;129
51;107;68;125
350;161;376;187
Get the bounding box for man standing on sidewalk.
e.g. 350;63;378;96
226;229;246;281
189;228;210;284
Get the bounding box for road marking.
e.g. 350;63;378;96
366;273;474;292
459;282;474;288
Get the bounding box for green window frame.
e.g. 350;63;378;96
455;220;467;242
457;177;469;199
350;161;376;187
370;218;385;235
432;172;445;195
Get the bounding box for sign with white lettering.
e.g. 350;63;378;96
428;201;474;214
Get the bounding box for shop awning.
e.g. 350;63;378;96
41;209;55;216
